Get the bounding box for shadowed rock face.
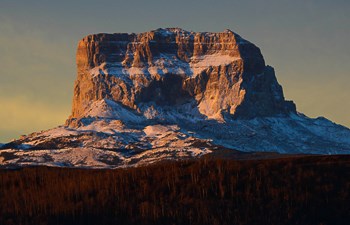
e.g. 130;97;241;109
69;28;295;124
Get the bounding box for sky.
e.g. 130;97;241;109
0;0;349;142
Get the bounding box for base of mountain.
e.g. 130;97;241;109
0;153;349;225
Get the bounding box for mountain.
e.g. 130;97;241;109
68;28;295;122
1;28;349;168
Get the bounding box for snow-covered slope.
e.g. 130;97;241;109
1;28;349;168
1;106;349;168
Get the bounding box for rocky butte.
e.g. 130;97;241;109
68;28;295;122
1;28;350;168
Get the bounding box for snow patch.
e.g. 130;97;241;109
82;99;144;122
190;54;240;75
89;53;240;80
143;125;180;137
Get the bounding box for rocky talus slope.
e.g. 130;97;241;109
1;28;349;168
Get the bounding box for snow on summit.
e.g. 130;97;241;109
1;28;349;168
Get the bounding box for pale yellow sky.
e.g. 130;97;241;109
0;0;349;142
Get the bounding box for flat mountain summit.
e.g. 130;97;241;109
68;27;295;123
1;28;349;168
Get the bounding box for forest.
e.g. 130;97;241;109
0;154;349;225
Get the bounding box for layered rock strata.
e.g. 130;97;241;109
68;28;295;125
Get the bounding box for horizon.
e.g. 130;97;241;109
1;0;349;142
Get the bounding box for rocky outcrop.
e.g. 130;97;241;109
68;28;295;125
1;28;350;169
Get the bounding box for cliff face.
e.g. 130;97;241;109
69;28;295;124
2;28;350;168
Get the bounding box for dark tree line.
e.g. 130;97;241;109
0;155;349;225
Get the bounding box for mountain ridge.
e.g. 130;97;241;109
0;28;349;168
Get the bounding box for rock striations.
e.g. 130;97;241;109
68;28;295;123
1;28;349;168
